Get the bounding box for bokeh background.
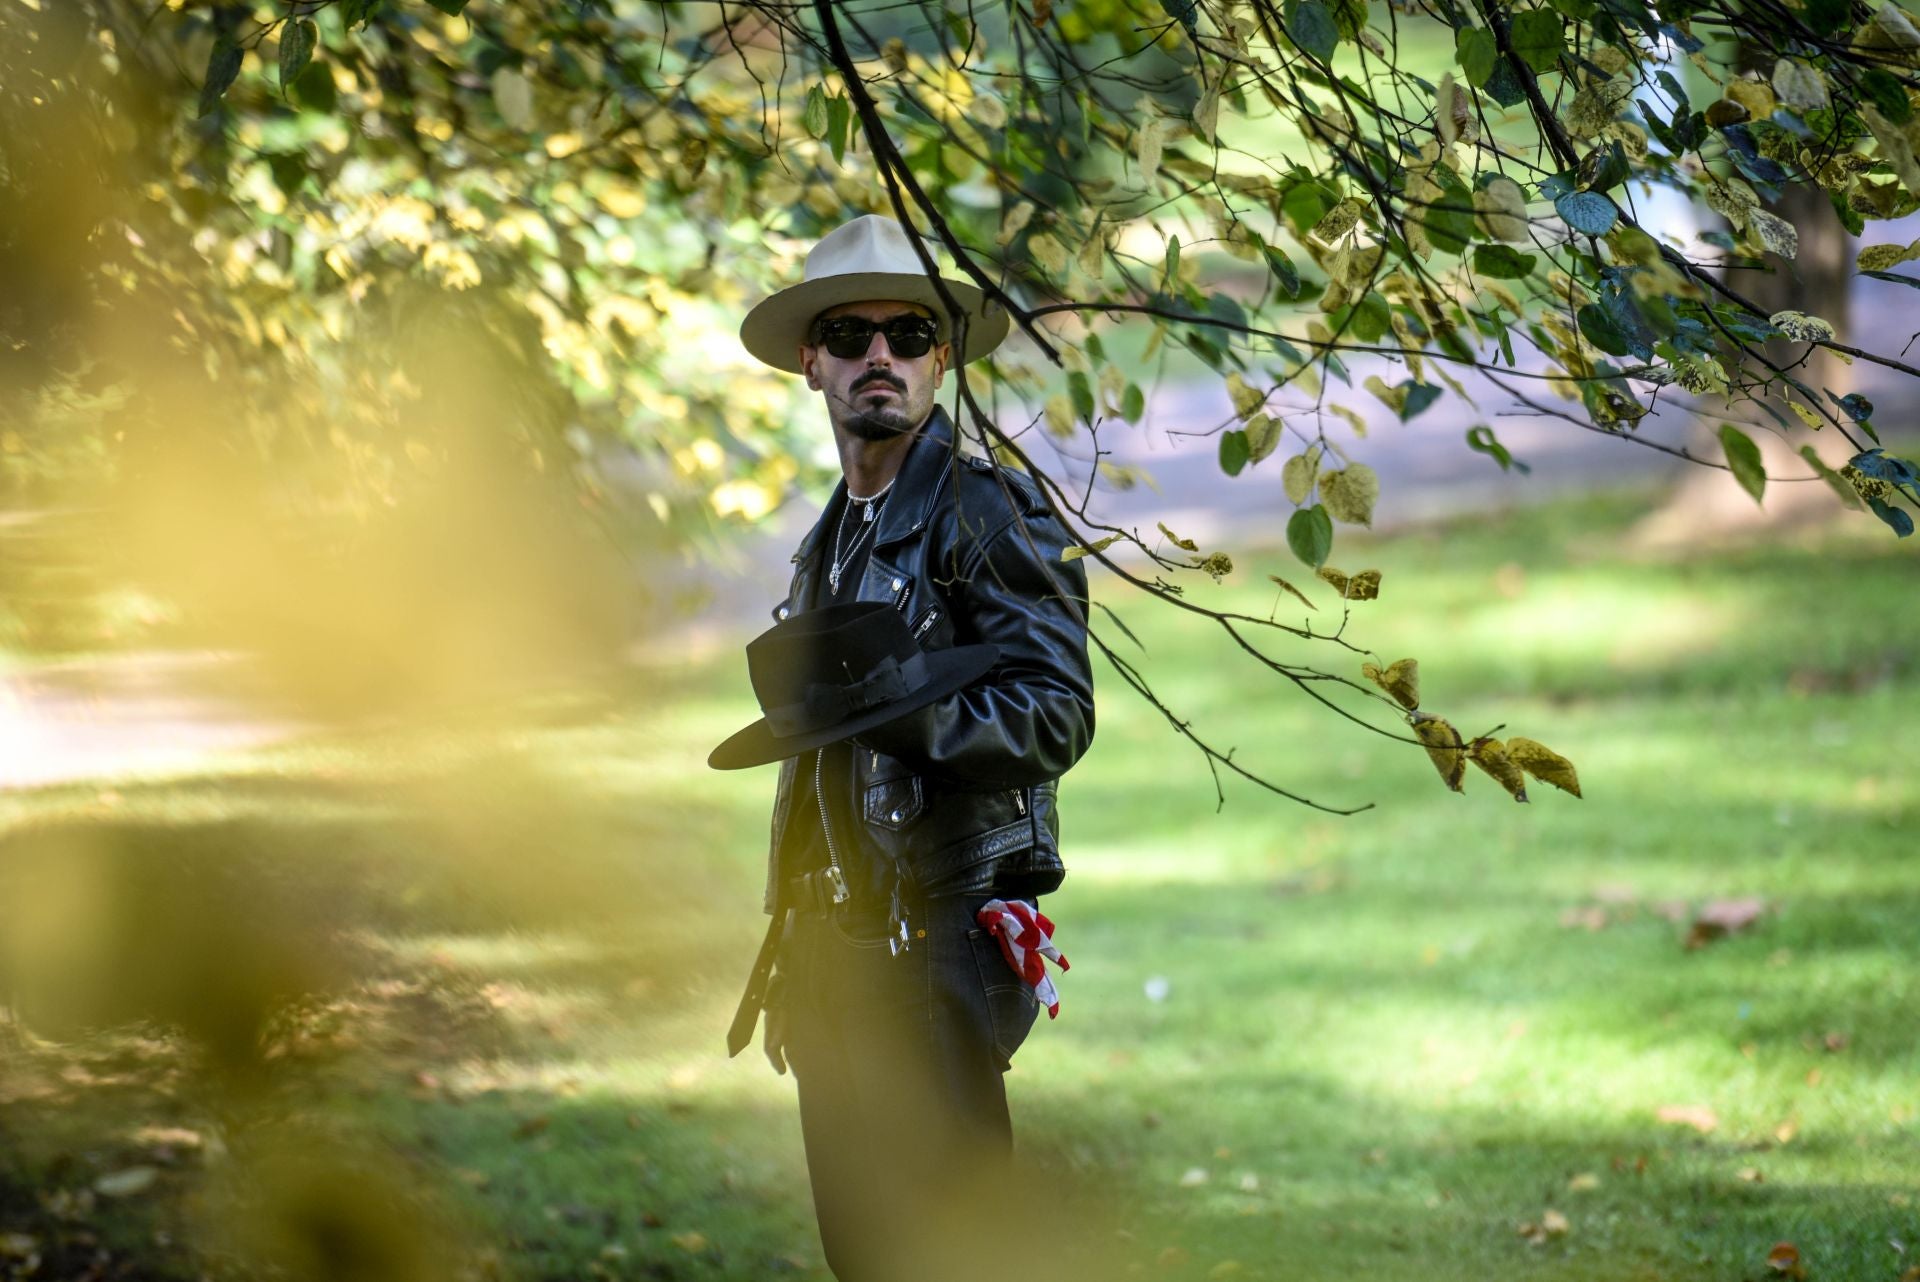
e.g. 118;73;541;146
4;2;1917;1280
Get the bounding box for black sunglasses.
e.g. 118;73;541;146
814;314;941;360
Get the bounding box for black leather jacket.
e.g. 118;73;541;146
761;406;1095;912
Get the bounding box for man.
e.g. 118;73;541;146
723;214;1095;1279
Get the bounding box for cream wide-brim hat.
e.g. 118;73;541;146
740;214;1011;374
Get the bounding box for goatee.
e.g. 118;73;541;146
842;405;914;441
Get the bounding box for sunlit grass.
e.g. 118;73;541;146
2;489;1914;1281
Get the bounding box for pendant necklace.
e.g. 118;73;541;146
828;479;893;594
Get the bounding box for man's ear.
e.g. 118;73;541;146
933;341;952;386
799;345;820;389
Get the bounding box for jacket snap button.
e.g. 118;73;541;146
890;577;904;591
777;605;790;620
889;808;905;823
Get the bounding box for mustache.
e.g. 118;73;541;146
851;371;906;395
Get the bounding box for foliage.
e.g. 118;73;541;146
6;0;1920;801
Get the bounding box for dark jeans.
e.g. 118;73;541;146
779;892;1041;1282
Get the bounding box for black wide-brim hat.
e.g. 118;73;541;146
708;601;999;770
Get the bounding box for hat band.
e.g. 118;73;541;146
764;651;933;738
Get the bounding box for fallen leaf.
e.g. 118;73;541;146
1686;897;1766;949
1207;1263;1245;1279
671;1231;708;1252
1738;1167;1765;1183
1655;1104;1719;1133
1775;1118;1799;1144
1179;1166;1210;1187
1824;1031;1850;1052
1766;1241;1806;1278
93;1166;159;1198
1568;1172;1601;1192
1541;1208;1570;1235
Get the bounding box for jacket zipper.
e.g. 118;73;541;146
814;748;849;903
1013;788;1026;816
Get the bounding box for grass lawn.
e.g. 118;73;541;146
1;490;1915;1282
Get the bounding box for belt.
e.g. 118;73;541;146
724;866;853;1058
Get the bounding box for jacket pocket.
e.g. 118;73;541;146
864;773;924;831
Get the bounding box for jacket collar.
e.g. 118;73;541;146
791;405;959;566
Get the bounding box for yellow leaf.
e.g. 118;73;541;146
1320;463;1379;526
1157;521;1199;552
1245;412;1281;463
1137;115;1167;186
1044;394;1074;438
1281;448;1321;504
1062;532;1122;562
1506;737;1582;798
1748;208;1799;259
1310;197;1367;244
1725;78;1776;120
1413;716;1467;792
1468;736;1529;802
973;92;1007;129
1474;175;1531;244
1857;238;1920;272
1540;1208;1570;1236
1360;657;1419;710
670;1232;708;1252
1315;566;1381;600
1267;574;1318;611
1193;82;1221;143
1028;232;1068;275
1328;403;1368;438
1788;399;1826;430
1193;552;1233;580
996;201;1036;247
1769;310;1833;343
1226;372;1266;419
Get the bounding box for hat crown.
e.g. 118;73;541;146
802;215;934;285
746;602;920;712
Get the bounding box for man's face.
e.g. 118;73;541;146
798;300;951;442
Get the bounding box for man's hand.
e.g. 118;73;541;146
763;971;788;1075
763;1001;788;1075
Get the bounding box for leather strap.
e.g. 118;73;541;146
726;906;791;1058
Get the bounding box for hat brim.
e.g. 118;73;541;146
707;641;1000;770
740;272;1010;374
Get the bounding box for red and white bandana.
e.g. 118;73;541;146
976;898;1070;1018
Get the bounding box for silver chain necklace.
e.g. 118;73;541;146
828;482;891;594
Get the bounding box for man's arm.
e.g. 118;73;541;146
856;501;1094;789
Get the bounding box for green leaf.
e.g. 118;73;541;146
1264;246;1301;299
1121;383;1146;424
1804;0;1852;36
1286;0;1339;61
1456;27;1498;87
278;18;316;95
803;85;830;139
1718;423;1767;505
1472;244;1537;279
422;0;470;13
1508;9;1565;71
197;38;243;118
290;58;336;112
1862;68;1913;125
1287;504;1335;568
1555;190;1618;236
1280;181;1337;235
1164;235;1181;289
1219;430;1250;477
827;95;852;163
1466;425;1529;473
1577;303;1632;356
1069;371;1095;423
